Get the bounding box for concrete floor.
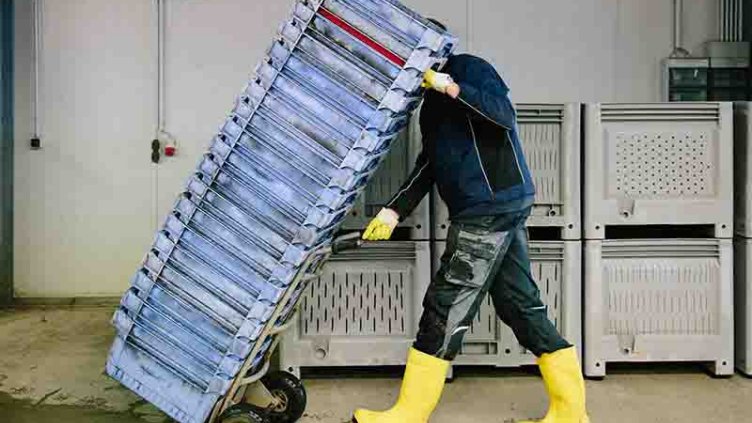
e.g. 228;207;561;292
0;307;750;423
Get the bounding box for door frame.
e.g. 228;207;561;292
0;0;14;306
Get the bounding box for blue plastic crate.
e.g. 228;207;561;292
106;1;457;422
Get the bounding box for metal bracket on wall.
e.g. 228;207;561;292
154;0;177;161
30;0;41;150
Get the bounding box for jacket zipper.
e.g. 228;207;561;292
467;115;495;199
459;97;527;186
506;130;527;185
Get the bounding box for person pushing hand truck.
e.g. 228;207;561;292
352;19;590;423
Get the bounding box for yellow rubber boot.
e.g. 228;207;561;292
519;347;590;423
353;348;450;423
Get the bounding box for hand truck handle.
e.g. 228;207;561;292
331;232;362;254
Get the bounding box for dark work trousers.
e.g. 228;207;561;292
414;209;571;360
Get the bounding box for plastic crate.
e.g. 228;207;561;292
432;241;582;367
734;102;752;237
433;103;582;241
106;1;458;422
734;237;752;376
341;114;428;238
279;241;431;375
584;103;734;240
583;238;734;377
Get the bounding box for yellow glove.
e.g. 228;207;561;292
422;69;460;98
362;208;400;241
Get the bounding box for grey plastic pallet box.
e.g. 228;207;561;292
734;238;752;376
584;103;734;240
434;103;582;240
734;102;752;237
434;241;583;367
584;239;734;377
279;241;431;375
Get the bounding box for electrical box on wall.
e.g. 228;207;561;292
710;57;750;101
663;57;750;102
663;58;710;101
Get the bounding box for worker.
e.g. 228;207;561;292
351;23;590;423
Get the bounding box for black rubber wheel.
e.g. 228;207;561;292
262;371;307;423
220;403;270;423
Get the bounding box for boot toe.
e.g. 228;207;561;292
352;408;380;422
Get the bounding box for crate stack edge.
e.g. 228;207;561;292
734;102;752;376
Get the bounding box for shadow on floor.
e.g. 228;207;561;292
0;392;168;423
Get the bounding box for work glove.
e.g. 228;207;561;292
422;69;460;98
362;208;400;241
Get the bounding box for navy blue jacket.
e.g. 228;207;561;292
387;54;535;220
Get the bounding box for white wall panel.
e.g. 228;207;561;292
14;0;156;297
469;0;619;102
614;0;674;102
402;0;469;51
466;0;718;103
155;0;290;217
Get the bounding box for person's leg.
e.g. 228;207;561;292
488;226;569;355
488;227;589;423
353;213;522;423
414;217;517;360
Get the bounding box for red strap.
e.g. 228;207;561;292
318;7;406;67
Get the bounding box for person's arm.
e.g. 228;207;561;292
363;151;432;241
454;64;516;130
424;65;516;130
386;149;433;218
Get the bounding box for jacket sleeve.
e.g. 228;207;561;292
385;149;433;218
456;62;516;130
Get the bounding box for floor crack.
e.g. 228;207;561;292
35;388;62;406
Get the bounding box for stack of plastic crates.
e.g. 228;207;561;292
583;103;734;378
734;102;752;376
279;115;432;375
433;103;583;368
105;1;457;422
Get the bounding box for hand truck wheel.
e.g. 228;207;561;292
261;371;307;423
219;403;270;423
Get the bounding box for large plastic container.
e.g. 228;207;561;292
279;241;431;374
105;1;457;422
734;102;752;237
584;103;734;240
734;237;752;376
442;241;583;367
584;238;734;377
